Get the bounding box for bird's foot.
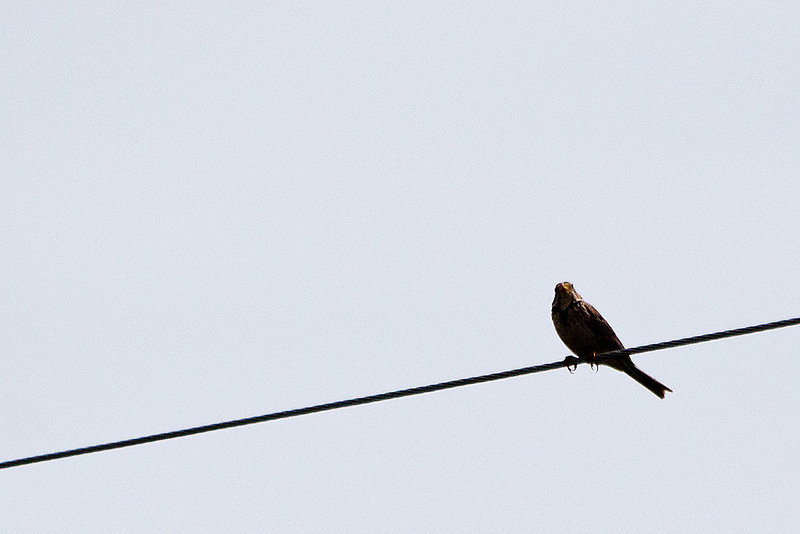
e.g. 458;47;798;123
588;353;599;373
564;356;579;374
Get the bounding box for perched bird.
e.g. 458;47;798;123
551;282;672;398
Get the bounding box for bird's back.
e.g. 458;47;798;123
552;300;624;358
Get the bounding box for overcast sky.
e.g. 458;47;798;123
3;2;799;532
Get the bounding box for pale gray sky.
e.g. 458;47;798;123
3;2;800;532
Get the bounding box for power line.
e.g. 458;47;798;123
595;315;800;361
2;316;799;471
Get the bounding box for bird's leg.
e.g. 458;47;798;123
563;356;579;373
588;352;599;373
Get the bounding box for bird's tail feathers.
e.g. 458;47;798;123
617;359;672;399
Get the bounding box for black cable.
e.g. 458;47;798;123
595;315;800;361
2;316;798;471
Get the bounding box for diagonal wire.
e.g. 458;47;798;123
1;316;799;471
595;316;800;361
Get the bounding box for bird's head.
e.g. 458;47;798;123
552;281;582;310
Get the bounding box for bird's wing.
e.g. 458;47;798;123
575;301;625;351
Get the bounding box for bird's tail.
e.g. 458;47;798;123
616;358;672;399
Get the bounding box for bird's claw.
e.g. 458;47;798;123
589;353;599;373
564;356;579;373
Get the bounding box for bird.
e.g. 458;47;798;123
551;282;672;398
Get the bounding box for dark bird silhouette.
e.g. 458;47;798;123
551;282;672;398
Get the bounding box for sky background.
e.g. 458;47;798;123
3;2;800;532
